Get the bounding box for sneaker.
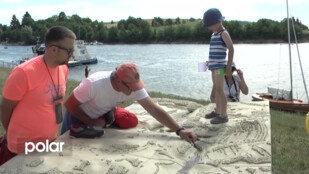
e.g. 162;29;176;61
104;108;116;128
70;125;104;138
210;116;229;124
205;111;219;119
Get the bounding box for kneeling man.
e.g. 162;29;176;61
61;63;198;144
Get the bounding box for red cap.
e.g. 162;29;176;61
116;63;145;91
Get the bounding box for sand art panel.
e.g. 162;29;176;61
0;99;271;174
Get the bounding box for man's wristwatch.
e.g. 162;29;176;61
176;127;185;136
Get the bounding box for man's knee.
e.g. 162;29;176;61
114;107;138;129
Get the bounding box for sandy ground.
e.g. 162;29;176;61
0;98;271;174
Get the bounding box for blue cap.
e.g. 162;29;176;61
203;8;225;27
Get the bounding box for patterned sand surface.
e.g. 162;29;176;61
0;99;271;174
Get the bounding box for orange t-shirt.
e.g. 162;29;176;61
3;56;68;154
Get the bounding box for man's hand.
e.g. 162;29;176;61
179;129;198;143
236;69;243;78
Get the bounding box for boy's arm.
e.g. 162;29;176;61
222;31;234;78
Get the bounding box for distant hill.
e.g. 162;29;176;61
104;18;201;28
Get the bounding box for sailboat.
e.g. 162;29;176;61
252;0;309;113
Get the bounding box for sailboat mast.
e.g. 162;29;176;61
286;0;293;100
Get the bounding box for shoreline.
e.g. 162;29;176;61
2;38;309;46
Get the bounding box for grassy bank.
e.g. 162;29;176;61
271;110;309;174
0;67;308;173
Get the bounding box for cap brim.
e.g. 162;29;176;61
127;79;145;91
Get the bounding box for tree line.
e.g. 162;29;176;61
0;11;308;45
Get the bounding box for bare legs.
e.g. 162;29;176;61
212;71;227;117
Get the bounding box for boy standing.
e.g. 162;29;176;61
203;8;234;124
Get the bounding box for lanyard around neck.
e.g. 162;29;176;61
43;56;60;98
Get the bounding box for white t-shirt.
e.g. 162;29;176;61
224;75;241;102
73;71;149;119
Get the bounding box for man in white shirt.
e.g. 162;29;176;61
61;62;198;143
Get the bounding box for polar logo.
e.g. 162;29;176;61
25;140;64;155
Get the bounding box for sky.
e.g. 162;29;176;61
0;0;308;27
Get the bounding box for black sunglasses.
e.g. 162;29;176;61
121;80;131;90
51;45;74;55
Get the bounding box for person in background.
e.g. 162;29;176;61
85;65;90;78
61;62;198;144
202;8;234;124
0;26;76;164
209;62;248;103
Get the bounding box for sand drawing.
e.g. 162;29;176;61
157;150;174;159
26;158;44;167
154;162;175;174
246;167;256;174
106;160;112;165
0;99;271;174
259;166;272;172
34;167;75;174
73;160;90;171
177;152;200;174
111;144;140;153
115;158;143;167
107;165;129;174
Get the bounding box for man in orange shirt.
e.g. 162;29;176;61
0;26;76;164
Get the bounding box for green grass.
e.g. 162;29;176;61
271;109;309;174
0;67;309;173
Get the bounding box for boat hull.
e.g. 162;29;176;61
252;93;309;113
80;58;98;65
67;61;82;67
67;58;98;67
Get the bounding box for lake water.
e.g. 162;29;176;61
0;43;309;102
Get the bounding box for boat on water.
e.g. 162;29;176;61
19;40;98;67
252;0;309;113
32;41;46;55
252;92;309;113
88;40;103;45
67;40;98;67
